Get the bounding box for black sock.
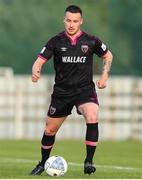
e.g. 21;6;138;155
85;123;99;163
40;133;55;166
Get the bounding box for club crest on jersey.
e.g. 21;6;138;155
49;106;56;115
81;45;89;53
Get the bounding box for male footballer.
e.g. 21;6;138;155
30;5;113;175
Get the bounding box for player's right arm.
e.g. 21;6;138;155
32;37;55;83
32;57;46;82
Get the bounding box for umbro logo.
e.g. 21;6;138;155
61;47;67;51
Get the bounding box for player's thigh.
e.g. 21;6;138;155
78;102;99;123
45;116;67;135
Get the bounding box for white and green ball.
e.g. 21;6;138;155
44;155;68;176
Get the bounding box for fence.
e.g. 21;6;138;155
0;70;142;140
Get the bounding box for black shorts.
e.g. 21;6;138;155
47;87;99;118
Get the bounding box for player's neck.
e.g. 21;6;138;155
65;30;82;40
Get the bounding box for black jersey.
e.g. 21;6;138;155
38;31;108;96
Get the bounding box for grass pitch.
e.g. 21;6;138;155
0;139;142;179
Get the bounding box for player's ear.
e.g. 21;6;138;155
80;18;83;25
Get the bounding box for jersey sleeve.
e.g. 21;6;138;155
93;36;108;57
38;37;54;61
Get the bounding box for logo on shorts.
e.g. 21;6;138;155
50;106;56;115
81;45;89;53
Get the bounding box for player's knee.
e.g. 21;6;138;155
86;113;97;123
45;127;57;136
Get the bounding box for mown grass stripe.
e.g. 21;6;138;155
1;157;142;173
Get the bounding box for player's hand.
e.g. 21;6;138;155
32;71;40;82
96;79;107;89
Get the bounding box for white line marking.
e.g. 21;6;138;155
1;157;142;172
69;162;142;172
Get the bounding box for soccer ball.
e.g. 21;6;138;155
44;155;68;176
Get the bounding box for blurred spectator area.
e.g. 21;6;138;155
0;68;142;140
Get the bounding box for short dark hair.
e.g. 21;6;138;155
65;5;82;16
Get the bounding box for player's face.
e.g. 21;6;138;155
64;12;83;36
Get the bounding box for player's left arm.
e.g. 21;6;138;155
96;50;113;89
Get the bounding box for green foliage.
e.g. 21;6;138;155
0;0;142;75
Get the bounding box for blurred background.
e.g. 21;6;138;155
0;0;142;140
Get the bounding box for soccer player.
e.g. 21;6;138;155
30;5;113;175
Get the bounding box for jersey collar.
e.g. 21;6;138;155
64;31;84;46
